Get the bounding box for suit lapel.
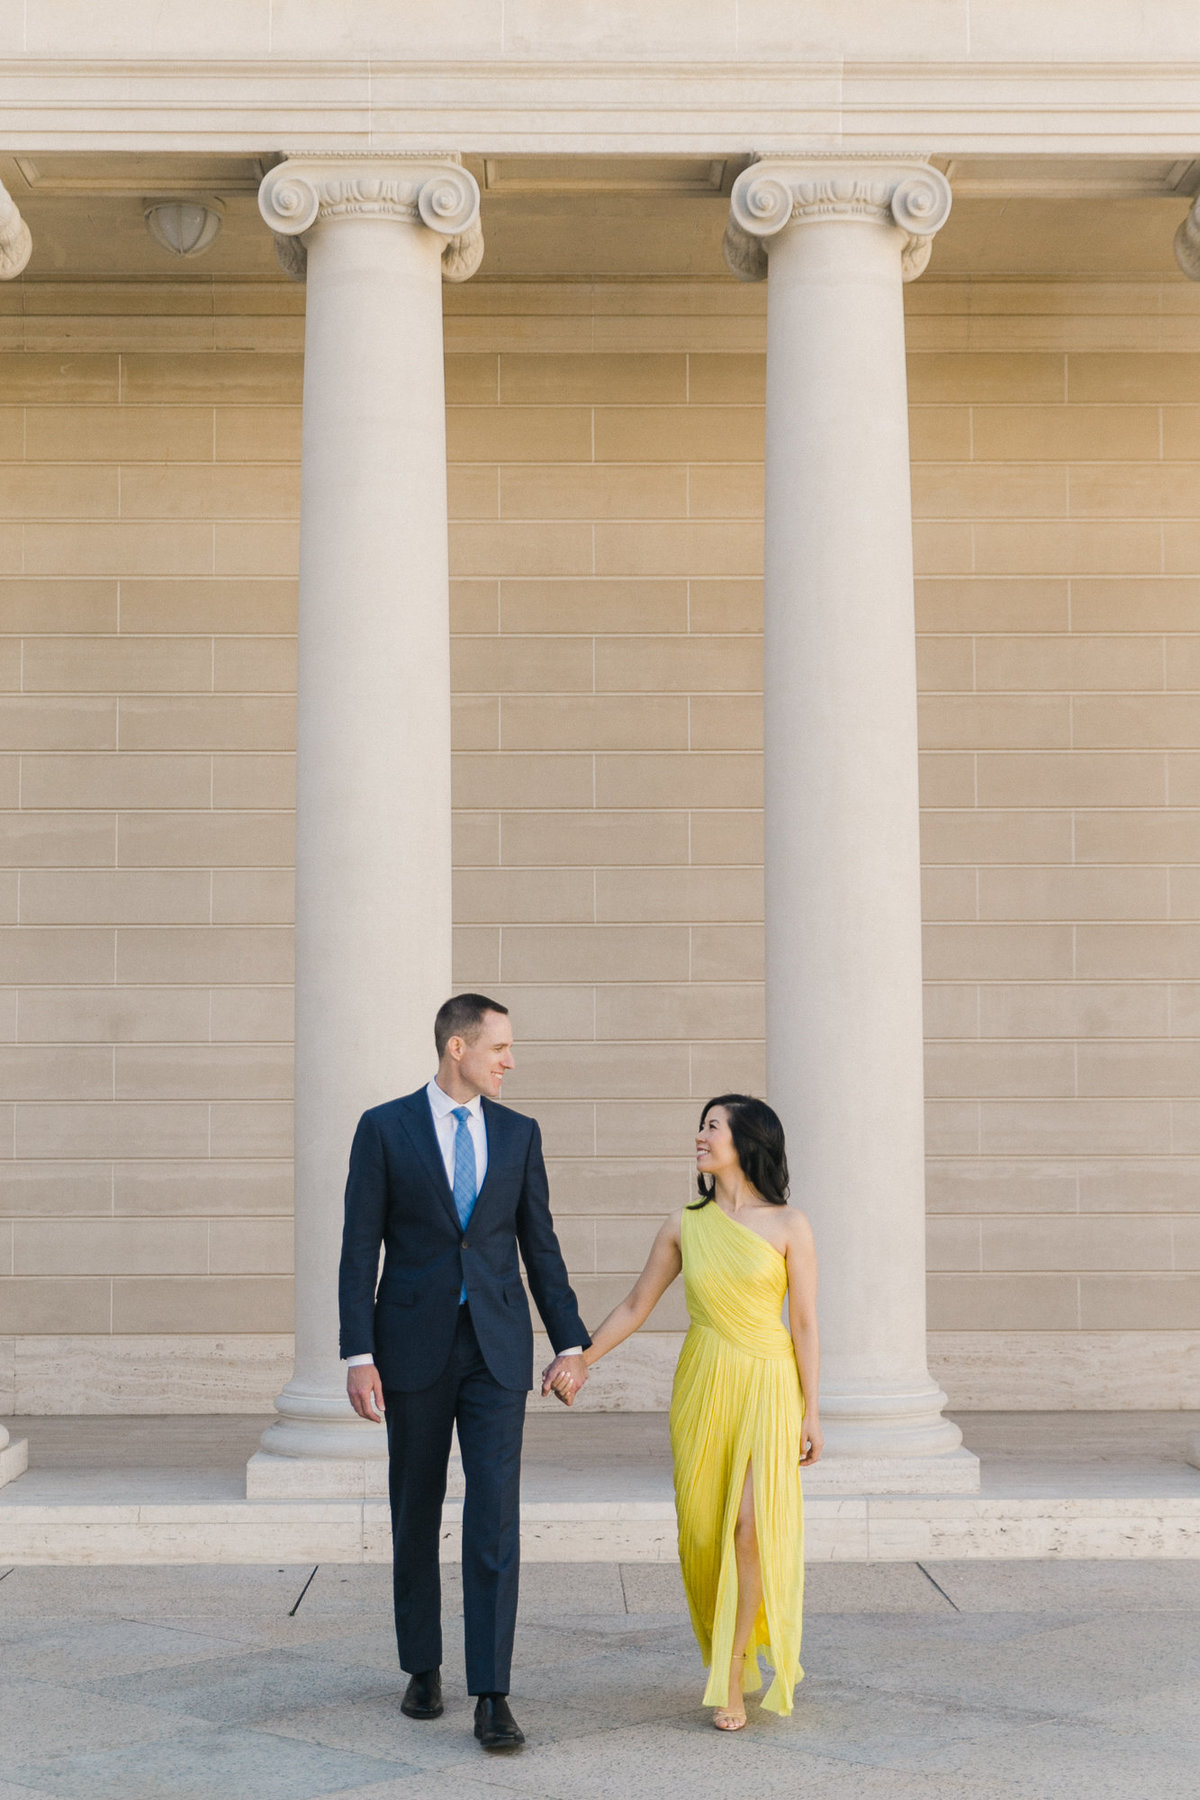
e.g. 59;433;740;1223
395;1090;461;1231
475;1097;514;1214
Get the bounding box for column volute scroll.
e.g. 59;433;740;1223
723;156;952;284
258;153;484;284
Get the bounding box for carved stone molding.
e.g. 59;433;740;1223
258;153;483;284
1175;195;1200;281
723;157;951;285
0;180;32;280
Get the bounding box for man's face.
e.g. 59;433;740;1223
453;1011;515;1100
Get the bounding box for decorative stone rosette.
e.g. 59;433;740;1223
0;181;33;280
258;155;483;283
723;158;952;284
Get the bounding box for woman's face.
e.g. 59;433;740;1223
696;1106;741;1181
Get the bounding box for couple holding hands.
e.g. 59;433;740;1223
339;993;822;1751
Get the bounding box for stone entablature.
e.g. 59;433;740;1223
4;59;1200;157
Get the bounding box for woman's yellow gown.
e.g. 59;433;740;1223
669;1199;805;1716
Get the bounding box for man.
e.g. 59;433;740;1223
339;993;590;1751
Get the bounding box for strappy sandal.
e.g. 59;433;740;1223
713;1708;747;1731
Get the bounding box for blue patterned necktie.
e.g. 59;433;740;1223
451;1105;478;1303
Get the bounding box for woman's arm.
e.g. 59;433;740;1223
785;1210;823;1465
541;1212;682;1399
586;1212;683;1363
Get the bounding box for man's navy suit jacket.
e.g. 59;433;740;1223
337;1087;591;1393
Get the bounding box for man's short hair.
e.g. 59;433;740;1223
434;992;509;1059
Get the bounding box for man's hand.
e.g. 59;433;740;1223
540;1352;588;1406
347;1362;386;1422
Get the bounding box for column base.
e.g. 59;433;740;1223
247;1374;391;1498
247;1448;466;1499
804;1446;980;1494
0;1433;28;1489
247;1409;464;1500
812;1375;981;1491
246;1449;388;1500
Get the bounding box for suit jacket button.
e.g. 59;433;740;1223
461;1238;468;1249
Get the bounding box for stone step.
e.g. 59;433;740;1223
3;1489;1200;1565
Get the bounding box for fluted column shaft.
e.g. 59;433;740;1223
727;159;975;1481
250;157;481;1487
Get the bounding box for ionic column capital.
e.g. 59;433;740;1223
724;156;951;285
258;153;483;284
0;180;32;280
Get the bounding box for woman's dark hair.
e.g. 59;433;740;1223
689;1093;790;1208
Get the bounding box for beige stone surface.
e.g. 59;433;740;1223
11;1334;294;1413
929;1332;1200;1409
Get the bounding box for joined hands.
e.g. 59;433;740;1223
540;1351;589;1406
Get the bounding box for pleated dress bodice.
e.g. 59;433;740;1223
681;1198;795;1360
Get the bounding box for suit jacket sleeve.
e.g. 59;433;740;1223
514;1118;591;1354
338;1109;387;1360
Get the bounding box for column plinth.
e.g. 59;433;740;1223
247;155;480;1499
728;158;978;1492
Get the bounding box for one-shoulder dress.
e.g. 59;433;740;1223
668;1199;805;1715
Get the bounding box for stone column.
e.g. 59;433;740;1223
247;155;482;1498
1177;204;1200;1476
0;178;30;1490
725;158;977;1491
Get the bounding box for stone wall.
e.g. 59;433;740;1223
0;271;1198;1410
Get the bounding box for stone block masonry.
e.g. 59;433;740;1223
0;259;1198;1410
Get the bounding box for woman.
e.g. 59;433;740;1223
546;1094;822;1730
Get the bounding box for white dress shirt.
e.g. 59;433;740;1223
425;1075;488;1193
346;1079;581;1366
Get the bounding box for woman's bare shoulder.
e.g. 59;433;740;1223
782;1204;816;1251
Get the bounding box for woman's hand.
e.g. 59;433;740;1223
541;1352;588;1405
800;1417;823;1466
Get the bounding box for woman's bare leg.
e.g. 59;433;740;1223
714;1463;762;1730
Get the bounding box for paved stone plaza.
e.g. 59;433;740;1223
1;1557;1198;1800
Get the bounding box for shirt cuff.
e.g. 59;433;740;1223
558;1346;583;1358
345;1353;376;1367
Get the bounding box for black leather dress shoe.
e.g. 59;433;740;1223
473;1693;525;1750
400;1669;443;1719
